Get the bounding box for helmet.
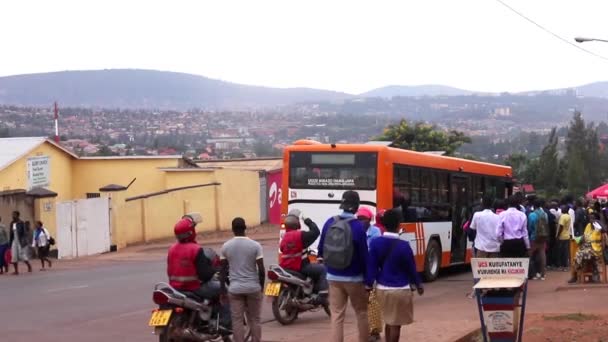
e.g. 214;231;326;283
174;216;196;242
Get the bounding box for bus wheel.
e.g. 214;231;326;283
423;240;441;282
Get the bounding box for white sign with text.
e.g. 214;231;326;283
27;156;50;190
471;258;529;280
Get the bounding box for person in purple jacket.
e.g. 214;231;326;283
367;209;424;342
318;190;370;342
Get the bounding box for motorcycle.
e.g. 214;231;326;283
265;264;330;325
149;247;251;342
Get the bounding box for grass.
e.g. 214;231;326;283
543;313;600;322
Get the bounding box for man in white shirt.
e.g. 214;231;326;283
469;196;501;258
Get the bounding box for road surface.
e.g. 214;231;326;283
0;239;472;341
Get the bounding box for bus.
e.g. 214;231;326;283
280;140;513;281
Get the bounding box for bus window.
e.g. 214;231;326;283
289;152;377;189
410;169;420;203
437;172;449;203
420;169;431;203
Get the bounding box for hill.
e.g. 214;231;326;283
360;84;474;98
0;69;351;109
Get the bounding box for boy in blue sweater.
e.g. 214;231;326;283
366;209;423;342
318;190;370;342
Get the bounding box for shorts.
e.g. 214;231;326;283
377;288;414;326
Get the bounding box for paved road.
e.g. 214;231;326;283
0;239;471;341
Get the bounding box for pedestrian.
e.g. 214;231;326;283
469;195;501;258
555;205;572;272
32;221;53;271
357;207;382;248
527;199;549;280
546;200;561;269
493;199;507;215
573;199;588;238
366;209;424;342
375;209;387;234
9;211;32;275
569;211;604;283
318;190;370;342
219;217;265;342
0;217;9;274
357;206;383;341
497;196;530;258
279;209;328;305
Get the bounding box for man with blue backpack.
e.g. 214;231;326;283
318;190;370;342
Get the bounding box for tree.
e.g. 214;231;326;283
376;119;471;155
565;111;592;195
253;140;280;157
96;145;118;156
538;127;559;196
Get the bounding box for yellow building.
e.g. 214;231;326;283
0;137;263;255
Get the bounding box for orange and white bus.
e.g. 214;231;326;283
280;140;513;281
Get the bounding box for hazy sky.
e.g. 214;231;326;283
2;0;608;94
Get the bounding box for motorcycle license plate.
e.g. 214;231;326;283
264;282;281;296
148;310;172;327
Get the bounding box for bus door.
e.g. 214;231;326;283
450;175;469;263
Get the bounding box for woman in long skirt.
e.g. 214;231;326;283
9;211;32;275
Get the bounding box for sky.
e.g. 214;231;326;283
2;0;608;94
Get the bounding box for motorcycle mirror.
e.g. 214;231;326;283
184;212;203;224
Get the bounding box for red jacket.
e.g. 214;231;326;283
280;230;305;271
167;242;201;291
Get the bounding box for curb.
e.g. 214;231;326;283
555;283;608;291
137;234;279;253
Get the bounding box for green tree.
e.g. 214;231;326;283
538;127;559;196
96;145;118;156
566;111;590;195
377;119;471;155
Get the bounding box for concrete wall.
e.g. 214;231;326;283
0;192;35;231
106;168;262;247
213;169;261;230
34;197;57;239
109;184;220;247
72;158;180;199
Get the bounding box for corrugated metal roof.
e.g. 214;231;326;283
195;158;282;172
0;137;78;172
0;137;46;171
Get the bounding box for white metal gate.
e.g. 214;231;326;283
56;197;111;259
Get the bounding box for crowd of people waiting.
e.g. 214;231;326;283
467;193;608;284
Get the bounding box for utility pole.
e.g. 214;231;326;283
54;102;59;143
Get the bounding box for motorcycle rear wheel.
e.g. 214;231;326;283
272;288;299;325
158;314;183;342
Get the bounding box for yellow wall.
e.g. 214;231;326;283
111;184;220;246
34;197;57;239
0;140;265;249
164;170;216;189
0;142;74;201
214;169;261;230
72;158;180;199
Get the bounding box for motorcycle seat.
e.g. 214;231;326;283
285;269;307;280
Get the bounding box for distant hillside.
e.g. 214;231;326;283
576;82;608;98
360;84;474;98
0;69;350;109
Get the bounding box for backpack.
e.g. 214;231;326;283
535;209;549;239
323;216;355;270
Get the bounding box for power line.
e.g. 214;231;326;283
494;0;608;62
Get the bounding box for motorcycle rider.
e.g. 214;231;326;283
167;214;230;329
279;209;328;305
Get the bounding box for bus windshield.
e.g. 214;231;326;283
289;151;377;189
